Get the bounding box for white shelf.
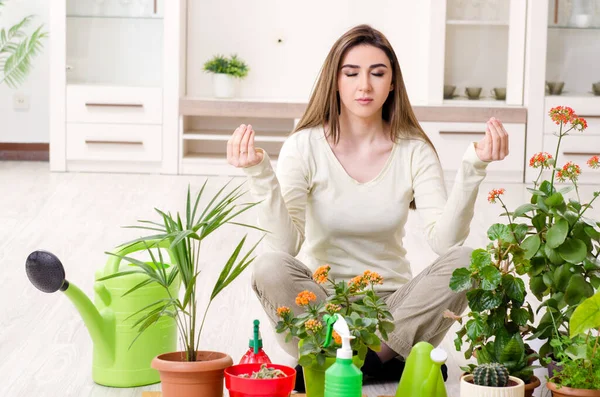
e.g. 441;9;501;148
182;132;286;143
446;19;509;26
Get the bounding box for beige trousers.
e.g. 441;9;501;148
251;246;471;359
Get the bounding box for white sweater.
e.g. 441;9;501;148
243;126;489;292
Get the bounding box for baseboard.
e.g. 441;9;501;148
0;142;49;161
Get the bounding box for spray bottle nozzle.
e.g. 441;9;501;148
250;319;263;354
324;313;354;359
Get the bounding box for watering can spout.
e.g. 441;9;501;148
25;251;115;363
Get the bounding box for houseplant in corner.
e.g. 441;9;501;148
203;54;249;98
546;290;600;396
275;266;395;397
459;363;525;397
99;181;265;397
447;206;540;397
0;0;47;87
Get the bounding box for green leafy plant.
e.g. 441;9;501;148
447;227;538;383
0;0;48;88
97;181;265;362
203;54;249;78
275;266;395;368
548;291;600;390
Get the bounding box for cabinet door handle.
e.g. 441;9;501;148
577;115;600;118
85;102;144;108
563;151;599;156
85;140;144;145
154;0;157;14
439;131;485;135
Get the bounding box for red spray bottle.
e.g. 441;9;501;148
239;319;272;364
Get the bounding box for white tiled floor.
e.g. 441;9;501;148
2;161;598;396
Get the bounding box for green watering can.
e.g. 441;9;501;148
395;341;448;397
25;241;180;387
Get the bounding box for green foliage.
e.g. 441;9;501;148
473;363;509;387
203;54;249;78
0;2;48;88
98;180;265;361
275;268;394;368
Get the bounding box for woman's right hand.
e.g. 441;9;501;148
227;124;264;168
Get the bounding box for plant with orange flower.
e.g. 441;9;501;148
447;106;600;388
275;265;394;368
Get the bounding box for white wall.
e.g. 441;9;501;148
186;0;431;104
0;0;50;143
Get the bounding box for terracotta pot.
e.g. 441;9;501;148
524;376;541;397
152;351;233;397
547;382;600;397
460;374;525;397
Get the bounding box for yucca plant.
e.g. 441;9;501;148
98;180;266;362
0;0;48;88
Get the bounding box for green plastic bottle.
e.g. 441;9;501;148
324;313;363;397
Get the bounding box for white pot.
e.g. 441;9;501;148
460;374;525;397
212;73;236;98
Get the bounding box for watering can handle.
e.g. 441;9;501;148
104;239;173;275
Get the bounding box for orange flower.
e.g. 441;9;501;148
529;152;553;169
325;303;342;313
305;319;322;333
572;116;588;131
332;331;342;345
363;270;383;285
295;290;317;306
557;162;581;182
277;306;291;318
348;275;367;292
587;155;599;169
313;265;331;284
549;106;575;125
487;188;506;204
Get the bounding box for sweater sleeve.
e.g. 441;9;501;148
411;141;490;255
242;137;310;256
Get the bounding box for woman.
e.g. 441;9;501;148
227;24;508;388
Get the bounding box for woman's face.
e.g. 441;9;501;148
337;44;394;120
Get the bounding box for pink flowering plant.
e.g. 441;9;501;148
275;266;395;368
447;106;599;383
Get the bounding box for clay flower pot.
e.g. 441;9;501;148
524;376;541;397
152;351;233;397
547;382;600;397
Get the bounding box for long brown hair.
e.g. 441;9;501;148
293;24;437;209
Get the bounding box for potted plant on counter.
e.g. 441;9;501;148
460;363;525;397
546;291;600;396
275;266;395;397
203;54;249;98
99;181;265;397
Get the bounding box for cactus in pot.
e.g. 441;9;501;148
461;363;525;397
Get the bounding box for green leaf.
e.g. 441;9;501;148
298;355;313;367
585;226;600;240
563;210;580;227
560;185;575;195
565;274;595;306
540;180;555;196
547;218;569;249
513;203;536;218
569;198;582;212
470;249;492;271
500;334;525;363
511;307;530;326
545;192;565;208
466;317;485;340
527;187;546;196
570;291;600;337
558;238;588;264
487;224;514;243
467;289;502;312
591;275;600;289
520;235;541;259
502;274;526;304
544;244;565;265
479;266;502;290
449;268;472;292
536;194;549;213
529;256;546;276
532;213;547;232
511;224;529;242
530;275;547;300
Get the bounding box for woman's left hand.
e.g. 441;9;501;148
475;117;509;162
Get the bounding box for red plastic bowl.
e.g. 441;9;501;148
225;363;296;397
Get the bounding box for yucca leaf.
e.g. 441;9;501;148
186;185;192;229
95;270;141;282
190;180;208;226
182;271;201;309
227;222;270;233
124;298;174;322
198;179;234;221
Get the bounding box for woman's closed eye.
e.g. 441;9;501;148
344;72;385;77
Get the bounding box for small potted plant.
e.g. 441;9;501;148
225;363;296;397
447;217;540;396
275;266;394;397
546;291;600;396
460;363;525;397
203;54;249;98
100;181;265;397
